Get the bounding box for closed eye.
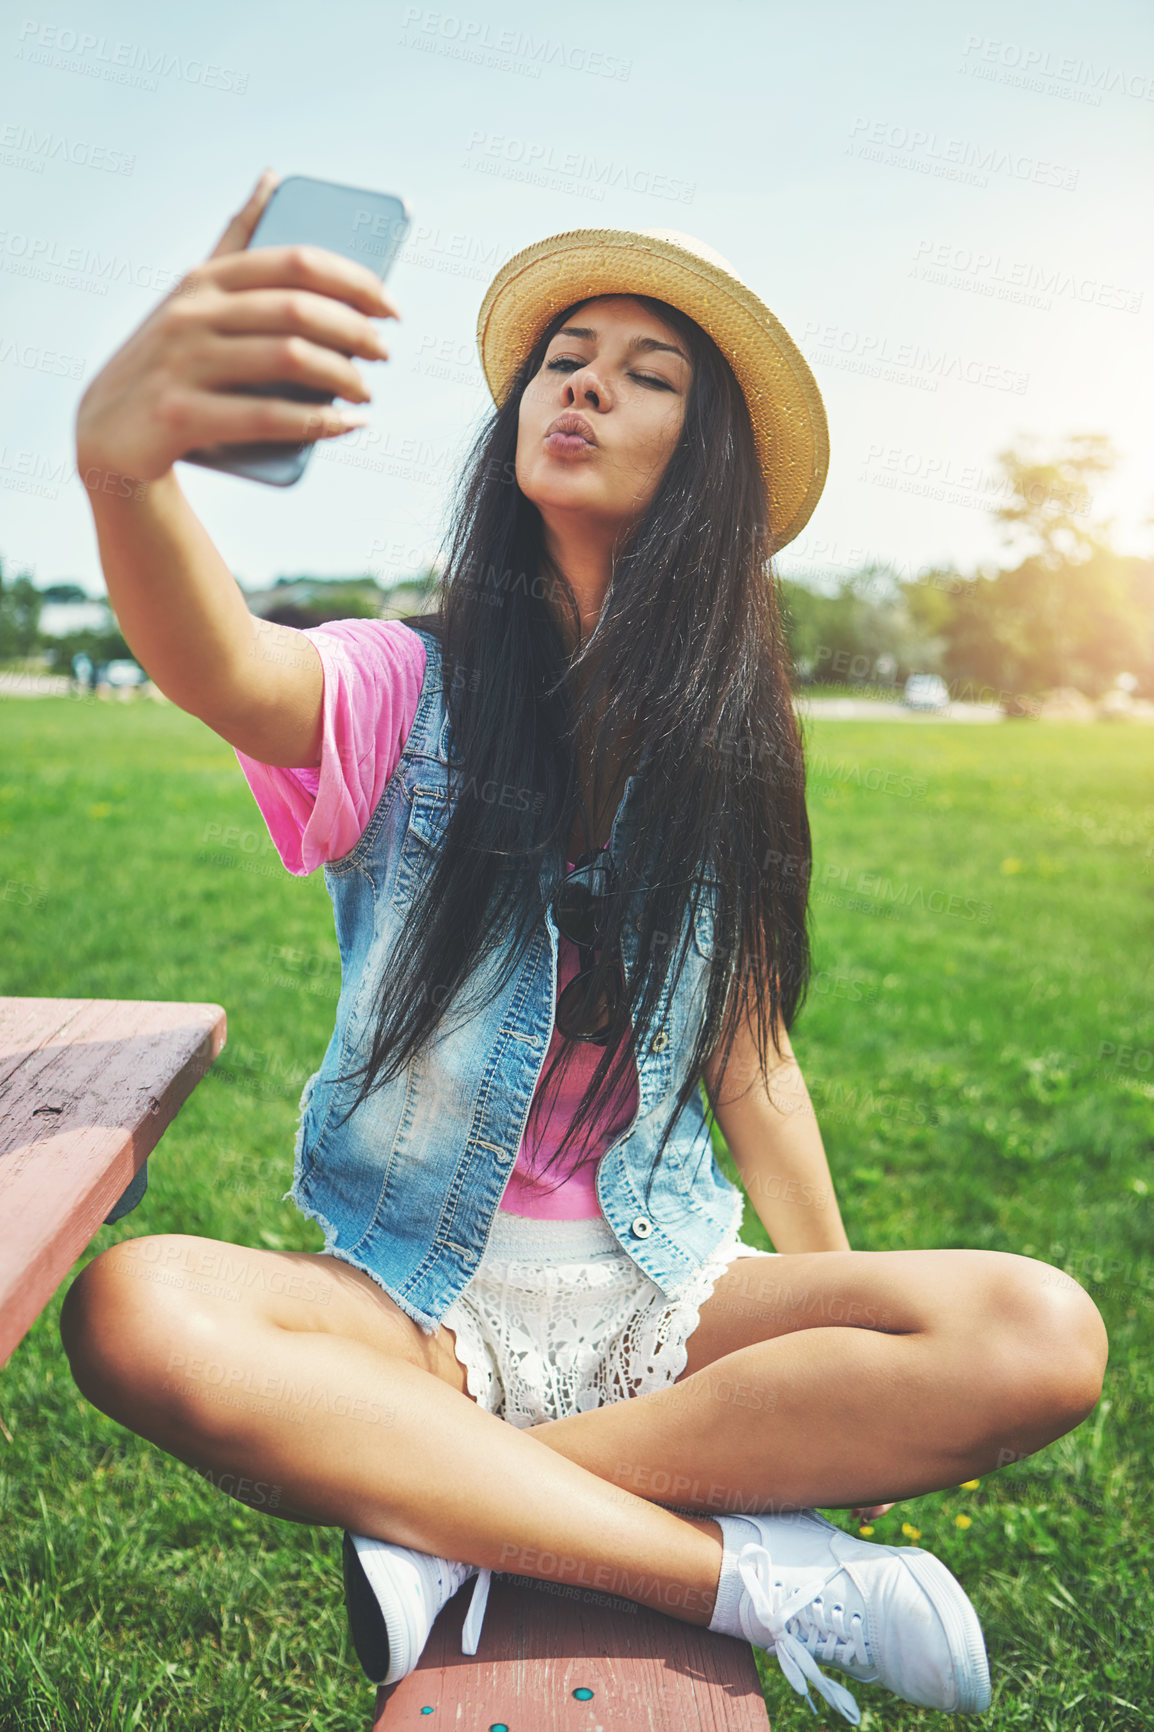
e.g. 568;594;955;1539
545;356;673;390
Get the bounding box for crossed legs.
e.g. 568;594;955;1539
59;1233;1107;1626
528;1244;1109;1515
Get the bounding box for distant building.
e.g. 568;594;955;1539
38;597;114;637
239;573;437;626
33;574;438;640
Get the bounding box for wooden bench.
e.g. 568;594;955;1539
0;995;227;1368
369;1565;771;1729
0;995;770;1728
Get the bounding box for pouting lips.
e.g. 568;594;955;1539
545;412;597;445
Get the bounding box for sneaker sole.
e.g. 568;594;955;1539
342;1532;406;1686
805;1511;991;1714
899;1547;992;1713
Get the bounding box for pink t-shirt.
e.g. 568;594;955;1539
234;618;638;1220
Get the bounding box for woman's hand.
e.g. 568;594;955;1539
74;167;401;488
849;1501;897;1521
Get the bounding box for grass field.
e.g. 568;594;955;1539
1;695;1151;1732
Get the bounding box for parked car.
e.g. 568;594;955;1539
98;659;149;688
903;673;950;711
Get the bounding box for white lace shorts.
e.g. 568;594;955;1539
439;1208;777;1428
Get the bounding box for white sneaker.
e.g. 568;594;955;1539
709;1508;990;1724
342;1530;492;1685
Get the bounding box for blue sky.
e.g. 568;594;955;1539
2;0;1151;599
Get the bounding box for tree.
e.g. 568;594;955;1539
990;431;1118;568
781;563;948;687
42;624;133;678
0;556;42;660
260;582;387;630
940;434;1152;698
39;582;89;605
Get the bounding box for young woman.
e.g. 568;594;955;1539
62;169;1108;1725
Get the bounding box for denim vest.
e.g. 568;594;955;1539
287;625;743;1334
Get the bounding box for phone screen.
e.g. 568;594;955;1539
249;176;410;279
180;175;410;488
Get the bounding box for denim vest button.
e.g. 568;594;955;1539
650;1028;669;1053
630;1215;653;1239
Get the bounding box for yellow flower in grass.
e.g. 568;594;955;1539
955;1514;973;1529
961;1479;980;1490
901;1522;921;1540
858;1524;874;1536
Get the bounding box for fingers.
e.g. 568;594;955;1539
171;389;369;450
205;286;391;364
204;241;401;323
186;332;374;405
207;168;281;261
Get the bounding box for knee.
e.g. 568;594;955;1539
60;1236;225;1431
974;1253;1109;1446
61;1238;143;1397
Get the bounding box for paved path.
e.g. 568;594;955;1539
794;697;1003;722
0;673;73;696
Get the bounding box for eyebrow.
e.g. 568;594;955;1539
552;325;691;365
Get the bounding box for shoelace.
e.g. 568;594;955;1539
453;1541;868;1712
737;1542;867;1726
460;1565;492;1655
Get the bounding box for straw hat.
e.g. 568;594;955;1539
476;226;829;553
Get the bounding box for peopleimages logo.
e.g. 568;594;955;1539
463;131;695;204
0;227;188;296
401;8;633;81
801;321;1029;396
959;35;1154;104
0;122;135;175
15;20;249;93
910;239;1142;316
811;861;994;924
846;116;1080;191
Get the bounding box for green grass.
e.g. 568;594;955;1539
1;696;1151;1731
795;683;910;702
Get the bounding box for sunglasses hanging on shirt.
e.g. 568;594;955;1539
549;847;626;1045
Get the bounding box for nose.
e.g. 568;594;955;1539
562;364;605;410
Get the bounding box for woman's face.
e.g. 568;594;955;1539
515;295;692;538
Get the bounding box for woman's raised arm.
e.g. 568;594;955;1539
72;169;399;767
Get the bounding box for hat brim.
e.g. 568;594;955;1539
476;228;829;555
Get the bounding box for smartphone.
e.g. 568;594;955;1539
180;174;410;487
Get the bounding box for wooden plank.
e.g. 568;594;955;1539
371;1570;770;1730
0;997;82;1091
0;997;227;1367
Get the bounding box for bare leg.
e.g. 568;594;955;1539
60;1236;1106;1628
525;1247;1109;1514
60;1235;725;1624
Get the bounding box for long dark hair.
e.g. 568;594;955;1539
331;292;813;1207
